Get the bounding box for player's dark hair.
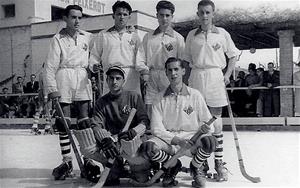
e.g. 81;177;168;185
165;57;184;69
156;0;175;14
64;5;83;17
257;67;264;72
198;0;215;11
112;1;132;14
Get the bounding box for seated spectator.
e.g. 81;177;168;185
244;63;260;116
0;87;12;117
263;62;280;117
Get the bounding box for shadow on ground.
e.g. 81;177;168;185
0;168;93;188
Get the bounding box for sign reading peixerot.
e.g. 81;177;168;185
58;0;105;14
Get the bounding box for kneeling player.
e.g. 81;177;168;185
74;66;152;185
141;57;217;188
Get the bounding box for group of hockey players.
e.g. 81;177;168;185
42;0;240;187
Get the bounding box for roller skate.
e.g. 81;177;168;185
213;159;228;182
162;159;182;187
52;161;74;180
81;158;101;183
31;125;41;135
190;162;206;188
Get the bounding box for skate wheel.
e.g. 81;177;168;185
169;180;178;186
206;173;212;178
192;181;201;188
213;173;218;180
48;92;61;99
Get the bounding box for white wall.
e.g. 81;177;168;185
0;0;35;28
0;26;31;91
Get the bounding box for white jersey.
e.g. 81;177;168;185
151;84;212;144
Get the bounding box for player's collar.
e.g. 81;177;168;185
107;26;135;33
153;26;174;37
164;84;190;97
59;28;85;39
194;25;219;36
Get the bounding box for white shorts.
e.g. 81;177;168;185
145;69;170;105
102;67;141;96
189;68;227;107
56;68;92;103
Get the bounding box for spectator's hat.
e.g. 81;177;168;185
106;66;125;78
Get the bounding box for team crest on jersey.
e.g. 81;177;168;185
212;43;221;51
164;43;173;51
122;105;132;115
128;39;136;46
183;105;194;115
82;43;88;51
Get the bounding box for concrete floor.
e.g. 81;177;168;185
0;129;299;188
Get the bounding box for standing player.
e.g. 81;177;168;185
184;0;240;181
141;0;185;115
44;5;96;180
89;1;149;96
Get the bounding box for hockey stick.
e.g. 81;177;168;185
48;91;86;178
95;108;137;188
225;90;261;183
129;116;217;187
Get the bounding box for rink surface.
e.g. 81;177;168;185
0;129;299;188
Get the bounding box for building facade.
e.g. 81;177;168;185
0;0;106;28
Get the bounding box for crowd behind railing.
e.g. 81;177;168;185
0;62;299;119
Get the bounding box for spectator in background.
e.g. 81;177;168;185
223;77;238;117
253;67;264;117
244;63;259;116
234;71;247;116
293;62;300;117
263;62;280;117
25;74;39;93
0;87;12;117
12;76;28;117
12;76;25;93
24;74;39;118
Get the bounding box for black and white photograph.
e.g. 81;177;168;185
0;0;299;187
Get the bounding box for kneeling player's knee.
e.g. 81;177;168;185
200;136;217;153
140;141;159;159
